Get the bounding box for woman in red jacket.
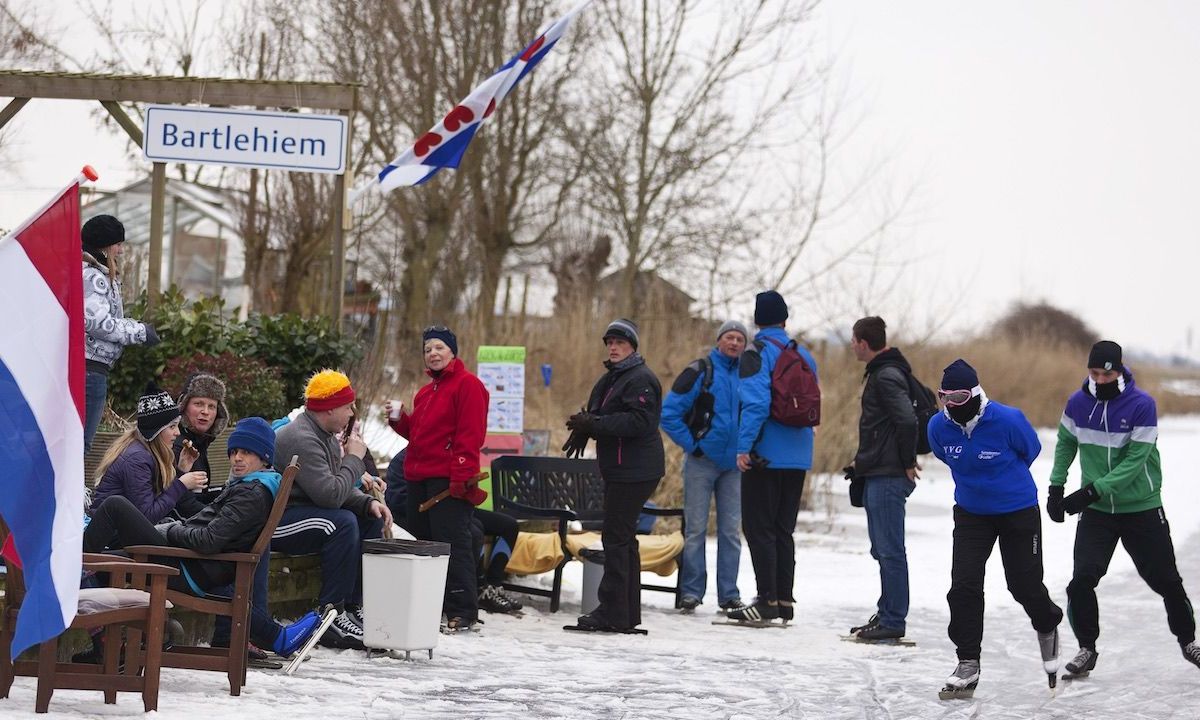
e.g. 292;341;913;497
387;325;490;630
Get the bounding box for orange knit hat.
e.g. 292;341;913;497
304;369;356;411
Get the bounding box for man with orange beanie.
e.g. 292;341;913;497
272;369;393;650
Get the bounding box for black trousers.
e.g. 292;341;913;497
947;505;1062;660
473;509;520;585
596;477;660;629
406;479;478;621
741;468;806;603
1067;506;1195;649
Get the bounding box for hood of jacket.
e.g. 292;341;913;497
229;469;281;497
863;347;912;379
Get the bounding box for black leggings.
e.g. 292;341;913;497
472;509;519;585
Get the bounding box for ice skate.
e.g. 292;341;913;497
939;659;980;700
1038;627;1059;688
850;613;879;635
1181;641;1200;670
1063;647;1098;680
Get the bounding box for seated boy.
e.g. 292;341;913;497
84;417;323;657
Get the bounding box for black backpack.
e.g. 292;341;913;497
903;371;938;455
681;357;716;440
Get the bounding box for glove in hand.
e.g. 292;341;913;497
449;479;488;506
144;324;161;347
565;412;598;433
562;429;588;459
1047;485;1065;523
1062;484;1100;515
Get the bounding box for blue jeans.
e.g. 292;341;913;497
681;454;742;604
862;475;915;630
84;370;108;453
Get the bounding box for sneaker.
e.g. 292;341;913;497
1037;628;1060;673
444;616;478;632
346;605;365;630
247;643;271;662
857;624;904;641
727;600;778;623
1182;642;1200;669
274;610;323;657
319;609;367;650
1065;647;1098;675
718;598;745;613
679;596;702;614
479;585;524;615
945;659;980;689
850;613;880;635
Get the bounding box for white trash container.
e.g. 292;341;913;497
361;538;450;658
579;543;605;615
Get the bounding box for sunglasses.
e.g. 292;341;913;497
937;388;975;407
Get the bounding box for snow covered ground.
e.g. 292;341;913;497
6;416;1200;719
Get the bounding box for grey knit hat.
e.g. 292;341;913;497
716;320;749;344
177;373;230;436
602;318;640;350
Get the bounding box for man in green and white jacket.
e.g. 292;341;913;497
1047;340;1198;676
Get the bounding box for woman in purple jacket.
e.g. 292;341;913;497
89;383;208;522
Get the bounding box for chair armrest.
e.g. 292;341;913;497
124;545;260;563
494;499;577;522
640;506;683;517
86;560;179;577
83;552;130;564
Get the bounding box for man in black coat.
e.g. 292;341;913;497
848;316;920;640
564;318;664;632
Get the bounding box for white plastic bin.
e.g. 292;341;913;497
579;543;605;615
361;538;451;657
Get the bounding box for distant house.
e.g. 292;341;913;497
597;269;696;319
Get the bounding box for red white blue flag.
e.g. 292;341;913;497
357;0;592;198
0;170;91;658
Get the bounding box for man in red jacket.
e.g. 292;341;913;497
388;325;490;631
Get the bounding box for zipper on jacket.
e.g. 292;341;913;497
1101;401;1115;513
618;438;623;465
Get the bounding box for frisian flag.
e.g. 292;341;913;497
355;0;593;200
0;167;93;658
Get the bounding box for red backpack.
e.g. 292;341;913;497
758;336;821;427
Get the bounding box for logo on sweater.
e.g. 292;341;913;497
978;450;1001;460
943;445;963;458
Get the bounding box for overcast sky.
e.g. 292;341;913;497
1;1;1196;360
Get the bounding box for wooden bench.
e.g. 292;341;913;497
490;455;685;613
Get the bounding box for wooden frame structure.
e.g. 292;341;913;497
0;70;359;323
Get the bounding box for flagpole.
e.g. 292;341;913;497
0;165;99;249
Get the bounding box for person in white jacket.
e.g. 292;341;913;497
82;214;159;452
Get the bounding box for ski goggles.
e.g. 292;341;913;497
937;387;979;407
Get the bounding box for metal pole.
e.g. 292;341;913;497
167;194;179;289
148;162;166;309
331;172;345;328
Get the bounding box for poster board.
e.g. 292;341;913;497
477;346;526;509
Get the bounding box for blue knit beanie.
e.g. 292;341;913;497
228;417;275;466
753;290;789;326
422;325;458;357
941;359;980;391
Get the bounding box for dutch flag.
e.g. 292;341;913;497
0;170;90;658
355;0;593;200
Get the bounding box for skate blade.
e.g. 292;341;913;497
563;625;648;635
247;657;284;670
938;686;976;701
284;608;339;676
712;619;787;629
840;635;916;647
1061;671;1090;681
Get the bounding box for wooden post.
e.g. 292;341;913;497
167;195;179;288
331;172;345;329
0;97;29;130
148;163;166;309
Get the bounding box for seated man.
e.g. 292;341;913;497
84;417;324;658
272;370;392;649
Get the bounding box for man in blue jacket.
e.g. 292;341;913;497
927;359;1063;696
728;291;818;624
661;320;748;614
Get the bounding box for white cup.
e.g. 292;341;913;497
388;400;403;420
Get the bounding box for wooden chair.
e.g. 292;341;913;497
126;456;298;697
0;518;178;713
490;455;685;612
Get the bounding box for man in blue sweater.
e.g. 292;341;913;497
927;359;1063;696
661;320;748;613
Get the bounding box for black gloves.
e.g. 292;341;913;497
143;323;161;346
565;412;598;434
843;465;864;508
1062;485;1101;515
561;429;588;459
1047;485;1065;523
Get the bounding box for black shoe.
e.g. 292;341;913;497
727;600;778;623
479;585;524;614
576;611;613;631
679;596;702;614
319;609;367;650
1183;642;1200;669
778;603;794;623
1065;647;1099;675
857;624;904;641
850;613;880;635
718;598;745;613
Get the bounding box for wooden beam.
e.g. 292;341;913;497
0;97;29;130
148;163;166;309
0;71;357;111
99;100;144;148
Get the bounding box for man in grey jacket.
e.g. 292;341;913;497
848;316;920;641
271;369;392;650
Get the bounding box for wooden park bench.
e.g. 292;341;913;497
490;455;685;613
